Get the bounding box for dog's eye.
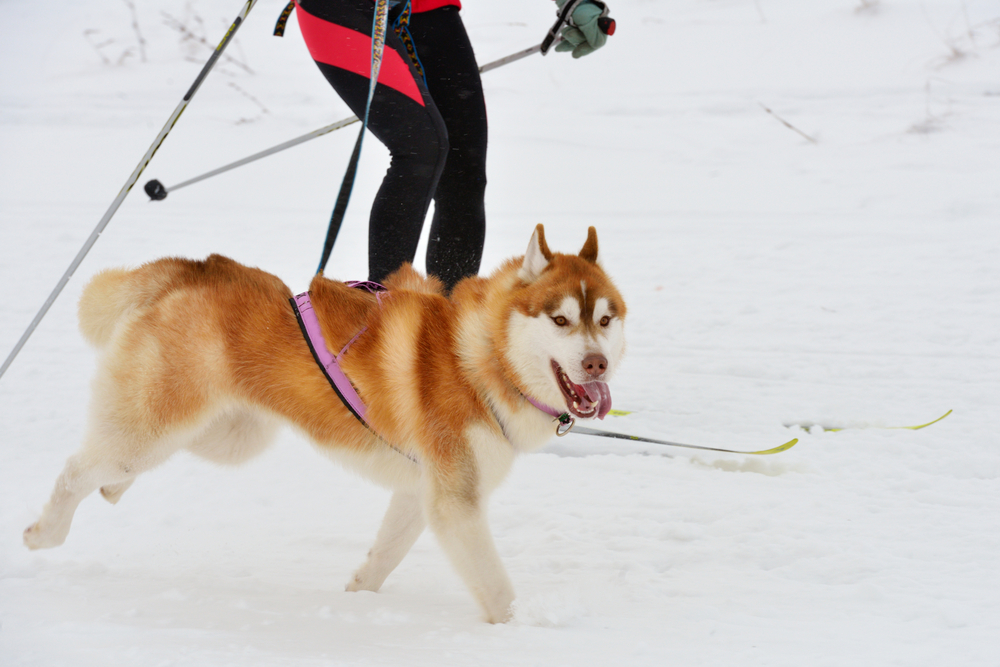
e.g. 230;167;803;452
552;316;569;327
599;315;611;327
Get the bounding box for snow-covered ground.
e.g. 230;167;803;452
2;0;999;664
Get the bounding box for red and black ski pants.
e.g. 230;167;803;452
297;0;487;289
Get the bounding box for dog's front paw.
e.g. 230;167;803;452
482;594;515;624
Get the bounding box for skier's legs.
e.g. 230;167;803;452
297;0;449;283
408;7;488;290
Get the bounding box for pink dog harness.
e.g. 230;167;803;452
290;286;588;443
289;291;372;428
291;288;425;463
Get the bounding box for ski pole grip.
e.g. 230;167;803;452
541;0;585;54
598;16;616;35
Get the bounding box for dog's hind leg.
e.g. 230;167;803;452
99;478;135;504
23;437;151;550
24;417;183;549
347;491;425;592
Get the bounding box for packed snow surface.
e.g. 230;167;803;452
2;0;999;664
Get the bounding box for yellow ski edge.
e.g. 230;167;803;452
748;438;799;455
892;409;952;430
786;409;953;432
610;409;952;433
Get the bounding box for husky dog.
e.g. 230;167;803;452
24;225;626;623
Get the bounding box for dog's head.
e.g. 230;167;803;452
505;225;626;420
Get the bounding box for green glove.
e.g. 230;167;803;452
554;0;611;58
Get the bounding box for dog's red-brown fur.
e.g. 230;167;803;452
25;225;627;623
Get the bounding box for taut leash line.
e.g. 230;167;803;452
316;0;391;276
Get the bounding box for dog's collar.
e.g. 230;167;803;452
488;396;574;452
522;393;576;437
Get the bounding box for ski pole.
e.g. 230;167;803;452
144;116;359;200
143;45;552;201
144;2;615;201
0;0;260;382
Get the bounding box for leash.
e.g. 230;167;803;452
392;0;426;84
273;0;295;36
275;0;416;277
317;0;391;276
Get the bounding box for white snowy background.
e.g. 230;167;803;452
2;0;998;664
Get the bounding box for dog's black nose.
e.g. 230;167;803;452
582;354;608;377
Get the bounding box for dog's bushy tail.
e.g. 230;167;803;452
78;268;139;347
78;261;184;348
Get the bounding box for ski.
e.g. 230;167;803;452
606;408;953;433
570;425;798;456
783;409;952;432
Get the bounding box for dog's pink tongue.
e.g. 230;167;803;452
581;382;612;420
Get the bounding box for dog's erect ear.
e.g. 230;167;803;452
578;226;599;264
519;224;553;283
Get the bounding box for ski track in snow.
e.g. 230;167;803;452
1;0;998;665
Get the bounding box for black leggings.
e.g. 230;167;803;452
297;1;488;289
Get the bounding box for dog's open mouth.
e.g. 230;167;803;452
552;360;612;420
